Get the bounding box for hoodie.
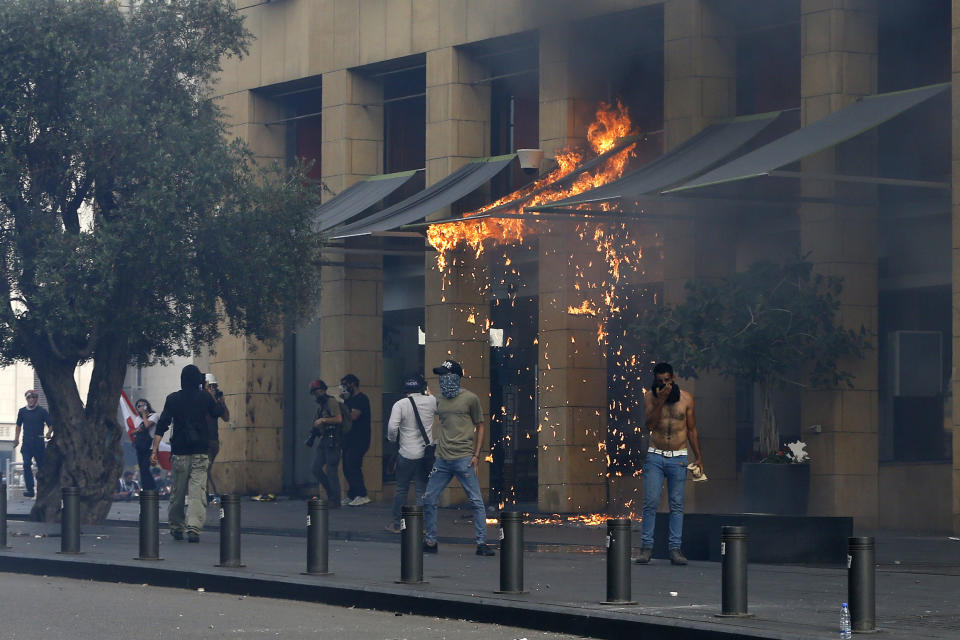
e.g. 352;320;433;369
154;365;224;455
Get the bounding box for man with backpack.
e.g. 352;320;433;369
385;374;437;533
307;379;343;508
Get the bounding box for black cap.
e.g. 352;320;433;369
402;375;425;393
432;359;464;376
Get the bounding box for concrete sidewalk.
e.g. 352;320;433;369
4;494;960;639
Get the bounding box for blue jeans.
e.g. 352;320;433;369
423;457;487;545
391;455;428;526
640;452;687;550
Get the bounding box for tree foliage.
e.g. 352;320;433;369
632;260;869;455
0;0;323;521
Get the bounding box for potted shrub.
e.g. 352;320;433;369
632;259;869;514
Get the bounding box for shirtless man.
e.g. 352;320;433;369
634;362;704;565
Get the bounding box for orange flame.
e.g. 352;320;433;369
426;100;638;270
567;299;598;316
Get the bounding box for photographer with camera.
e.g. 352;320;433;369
384;374;436;533
204;373;230;501
307;379;343;508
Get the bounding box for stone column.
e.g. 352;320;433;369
535;24;610;512
320;69;385;500
800;0;879;527
424;46;492;505
660;0;738;513
208;92;287;495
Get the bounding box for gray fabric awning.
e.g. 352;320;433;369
333;154;515;238
665;83;949;193
526;111;781;212
313;169;420;232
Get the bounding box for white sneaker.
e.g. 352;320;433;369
351;496;371;506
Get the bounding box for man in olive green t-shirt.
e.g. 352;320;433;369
422;359;495;557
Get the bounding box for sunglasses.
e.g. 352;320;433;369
26;395;38;399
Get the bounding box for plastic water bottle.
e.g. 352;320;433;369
840;602;852;639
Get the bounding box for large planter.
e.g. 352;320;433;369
741;463;810;516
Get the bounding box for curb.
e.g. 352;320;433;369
0;551;785;640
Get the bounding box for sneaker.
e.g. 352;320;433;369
23;491;34;498
170;530;184;541
668;548;688;565
187;531;200;543
344;497;357;506
385;524;402;533
351;496;371;506
634;547;653;564
475;543;495;557
423;541;438;554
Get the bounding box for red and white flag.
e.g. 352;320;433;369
119;391;171;470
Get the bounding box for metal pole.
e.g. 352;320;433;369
59;487;81;554
848;537;876;632
217;495;244;568
136;490;161;561
497;511;527;594
0;482;9;549
602;518;636;604
304;498;332;575
398;505;424;584
719;526;751;617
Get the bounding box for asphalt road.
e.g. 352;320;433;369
1;573;587;640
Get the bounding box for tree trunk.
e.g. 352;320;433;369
758;382;780;457
29;334;129;524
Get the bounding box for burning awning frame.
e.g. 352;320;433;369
312;169;422;233
332;154;516;239
522;110;784;213
664;82;950;194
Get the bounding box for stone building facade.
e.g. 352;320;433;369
212;0;960;533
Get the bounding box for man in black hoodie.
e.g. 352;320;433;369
151;365;225;543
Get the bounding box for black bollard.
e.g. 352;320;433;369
136;490;161;561
602;518;636;604
848;537;876;632
59;487;81;554
718;526;752;617
398;505;424;584
216;495;244;568
303;498;332;575
0;483;10;550
496;511;527;594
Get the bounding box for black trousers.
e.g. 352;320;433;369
135;433;156;491
342;439;369;499
20;439;45;493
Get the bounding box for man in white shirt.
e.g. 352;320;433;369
385;375;437;533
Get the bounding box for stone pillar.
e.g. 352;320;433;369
800;0;879;527
660;0;738;513
209;92;287;495
320;69;385;500
535;24;610;512
663;0;737;151
424;46;492;505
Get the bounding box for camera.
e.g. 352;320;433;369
215;389;223;400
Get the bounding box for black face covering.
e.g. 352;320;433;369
315;393;326;404
653;379;681;404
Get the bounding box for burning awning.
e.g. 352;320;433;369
524;111;782;213
664;82;950;194
312;169;421;232
332;154;516;239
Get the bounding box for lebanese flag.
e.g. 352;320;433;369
119;391;171;470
